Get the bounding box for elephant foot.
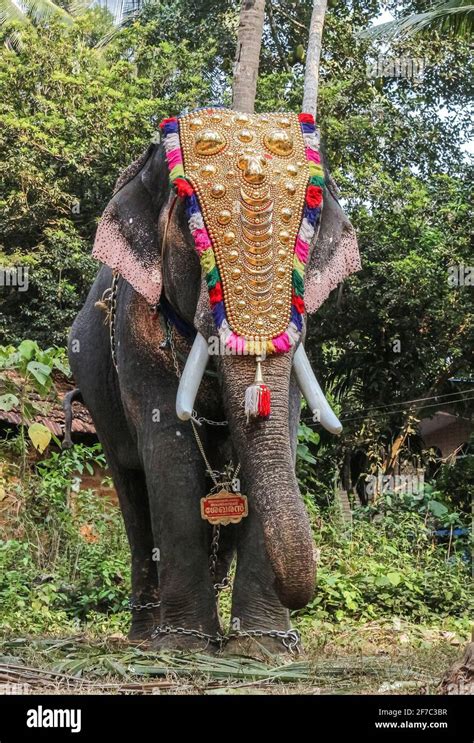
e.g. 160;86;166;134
127;610;160;643
148;631;220;655
222;634;298;663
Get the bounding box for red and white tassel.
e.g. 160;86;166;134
244;359;271;422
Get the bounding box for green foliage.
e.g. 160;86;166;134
1;439;469;636
0;11;215;344
297;418;339;506
435;442;474;513
0;0;73;29
0;444;130;634
297;492;471;624
361;1;474;41
0;341;69;469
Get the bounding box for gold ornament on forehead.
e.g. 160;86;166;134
194;129;227;156
179;109;308;340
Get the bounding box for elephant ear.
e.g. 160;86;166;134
305;187;361;313
92;144;169;305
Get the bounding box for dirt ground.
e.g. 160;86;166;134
0;623;467;695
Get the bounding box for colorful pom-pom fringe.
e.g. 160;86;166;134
244;383;271;422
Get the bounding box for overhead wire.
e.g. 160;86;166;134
303;388;473;421
301;393;474;427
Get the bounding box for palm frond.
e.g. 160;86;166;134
67;0;94;14
0;0;26;24
0;0;73;26
94;3;140;48
360;1;474;40
4;28;23;48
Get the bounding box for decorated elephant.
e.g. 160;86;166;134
68;108;360;657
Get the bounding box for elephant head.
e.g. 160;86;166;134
92;111;360;609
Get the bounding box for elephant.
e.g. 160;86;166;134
68;111;360;657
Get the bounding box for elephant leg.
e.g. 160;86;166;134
224;508;292;660
143;422;221;652
101;447;160;642
69;268;160;641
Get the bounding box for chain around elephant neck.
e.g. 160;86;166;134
167;322;228;428
98;271;119;372
167;322;240;487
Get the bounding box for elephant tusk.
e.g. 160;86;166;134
176;332;210;421
292;345;343;435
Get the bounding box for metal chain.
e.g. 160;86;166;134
128;599;161;612
209;525;232;596
151;625;223;646
191;418;239;597
227;629;301;654
190;420;241;489
167;322;228;427
109;272;119;371
149;628;301;652
167;318;240;598
213;575;231;595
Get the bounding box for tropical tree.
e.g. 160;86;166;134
0;0;72;26
232;0;266;112
302;0;327;117
361;0;474;40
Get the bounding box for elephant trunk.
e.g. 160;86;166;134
220;352;316;609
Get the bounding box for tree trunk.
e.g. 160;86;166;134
232;0;266;113
302;0;328;118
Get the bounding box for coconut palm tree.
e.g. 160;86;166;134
0;0;137;28
0;0;72;25
361;0;474;41
232;0;266;113
302;0;327;119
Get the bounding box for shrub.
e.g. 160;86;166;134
0;444;130;634
297;494;471;624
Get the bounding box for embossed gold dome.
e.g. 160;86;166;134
179;109;308;340
263;129;294;157
194;129;227;156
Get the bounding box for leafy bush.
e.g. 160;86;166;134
0;444;130;634
0;340;71;474
435;444;474;514
297;493;471;625
0;433;470;636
